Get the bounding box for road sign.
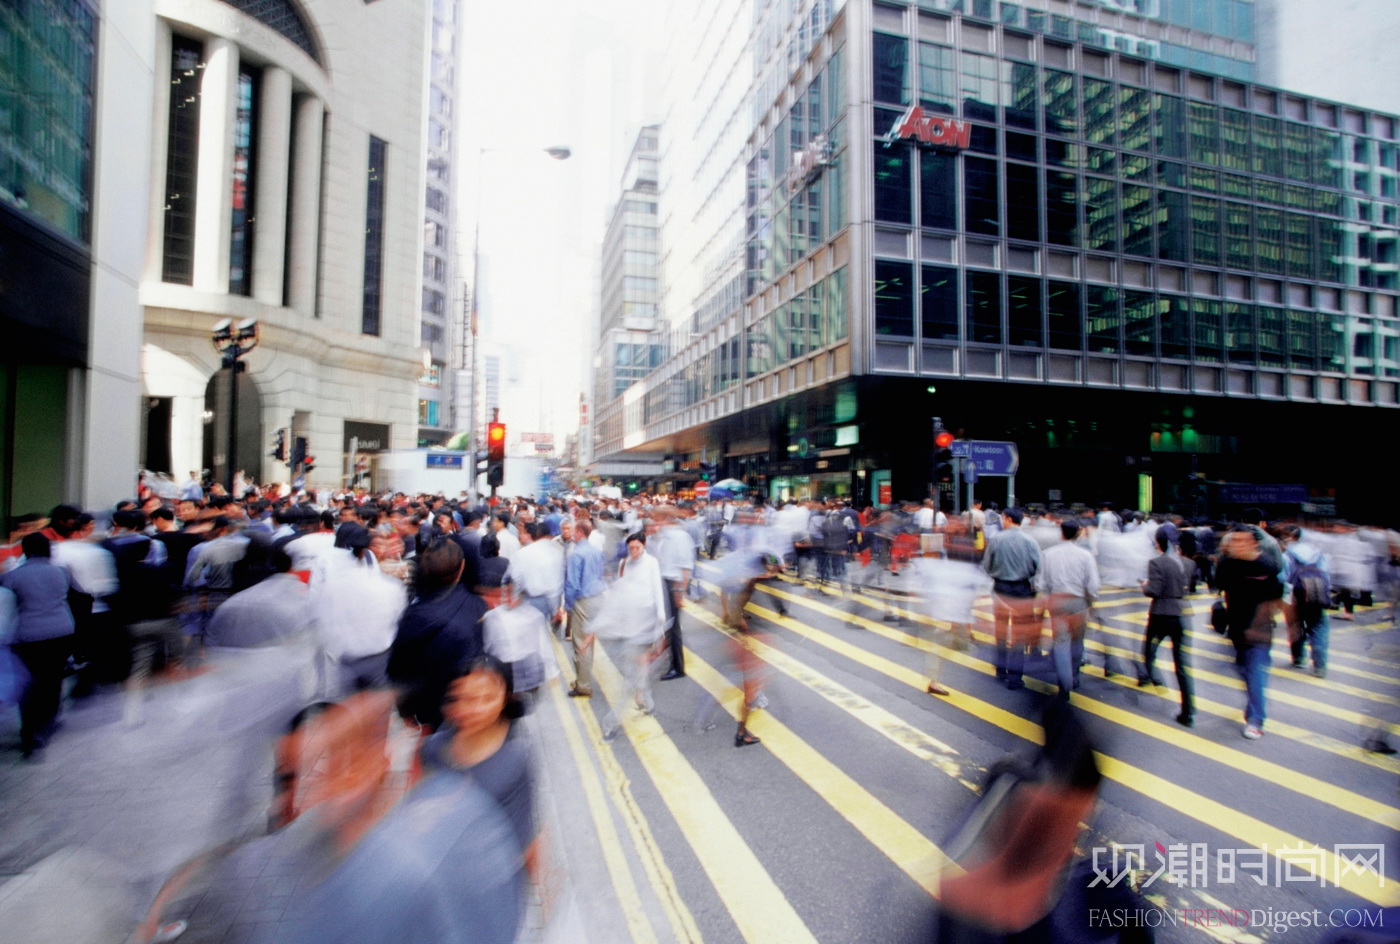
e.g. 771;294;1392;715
949;440;1019;476
694;481;709;498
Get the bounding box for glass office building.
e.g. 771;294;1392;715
609;0;1396;516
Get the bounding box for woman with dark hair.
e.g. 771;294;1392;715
420;655;539;882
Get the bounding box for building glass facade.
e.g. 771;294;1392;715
608;0;1396;515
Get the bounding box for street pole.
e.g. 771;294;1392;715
226;356;238;493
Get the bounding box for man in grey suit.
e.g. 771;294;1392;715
1139;529;1197;727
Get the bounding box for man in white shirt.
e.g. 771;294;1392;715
1036;518;1101;698
650;509;695;680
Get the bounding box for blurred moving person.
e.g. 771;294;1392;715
1282;525;1332;677
1037;519;1100;700
1137;530;1196;727
982;508;1042;691
1215;529;1284;740
1;533;74;758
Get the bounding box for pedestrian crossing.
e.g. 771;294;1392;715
544;569;1400;944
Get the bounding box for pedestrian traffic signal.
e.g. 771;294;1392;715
292;435;307;470
934;430;954;449
487;422;506;462
932;417;954;482
698;461;716;481
270;428;287;462
303;454;316;475
486;461;504;487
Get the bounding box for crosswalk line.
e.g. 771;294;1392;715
773;580;1400;775
734;586;1400;906
587;641;821;944
786;576;1396;731
545;670;670;944
677;639;956;897
683;603;983;791
748;589;1400;827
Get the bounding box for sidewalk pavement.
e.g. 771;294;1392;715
0;651;691;944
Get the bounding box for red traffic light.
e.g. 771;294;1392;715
487;422;506;461
934;431;954;448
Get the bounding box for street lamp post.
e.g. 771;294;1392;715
211;318;260;493
465;144;570;498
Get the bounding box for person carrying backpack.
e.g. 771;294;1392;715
1283;526;1332;678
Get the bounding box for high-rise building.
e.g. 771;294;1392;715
1;0;142;524
588;126;667;478
135;0;429;491
418;0;463;447
603;0;1397;517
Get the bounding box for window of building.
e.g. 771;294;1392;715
1086;285;1120;353
1192;297;1223;362
1006;62;1037;130
918;43;956;115
1122;185;1153;258
425;220;447;248
1005;163;1039;242
1123;291;1156;356
921;264;958;340
420;323;443;344
162;37;205;284
920;151;956;230
624;276;658;295
966;270;1002;344
964;157;1000;236
426;187;448;213
420;363;442;386
959;52;999;122
423;253;446;282
1047;280;1081;350
625;200;657;214
1225;302;1256;363
1083;78;1115;147
1043;70;1078;138
362;136;387;336
220;0;320;62
875;260;915;337
1085;177;1119;253
1045;170;1077;246
229;65;260;296
3;0;96;241
874;143;912;224
1007;275;1041;347
422;288;445;316
872;32;909;105
1161;295;1190;358
1190;195;1220;266
418;399;440;426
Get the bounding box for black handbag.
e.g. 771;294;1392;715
1210;599;1229;634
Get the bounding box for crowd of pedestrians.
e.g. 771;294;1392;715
1;480;1397;941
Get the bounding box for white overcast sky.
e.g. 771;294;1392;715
458;0;666;441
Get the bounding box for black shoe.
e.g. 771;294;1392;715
1364;739;1398;755
1176;713;1195;728
660;669;685;681
735;726;761;747
1004;678;1025;691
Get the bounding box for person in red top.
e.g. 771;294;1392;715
1;513;46;574
38;504;81;544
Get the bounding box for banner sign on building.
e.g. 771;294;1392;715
343;421;390;454
885;106;972;150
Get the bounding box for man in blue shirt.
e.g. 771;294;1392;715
564;518;606;697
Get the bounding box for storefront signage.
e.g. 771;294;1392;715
343;421;390;454
886;107;972;150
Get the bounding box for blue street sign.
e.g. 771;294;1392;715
950;440;1019;476
426;453;463;469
